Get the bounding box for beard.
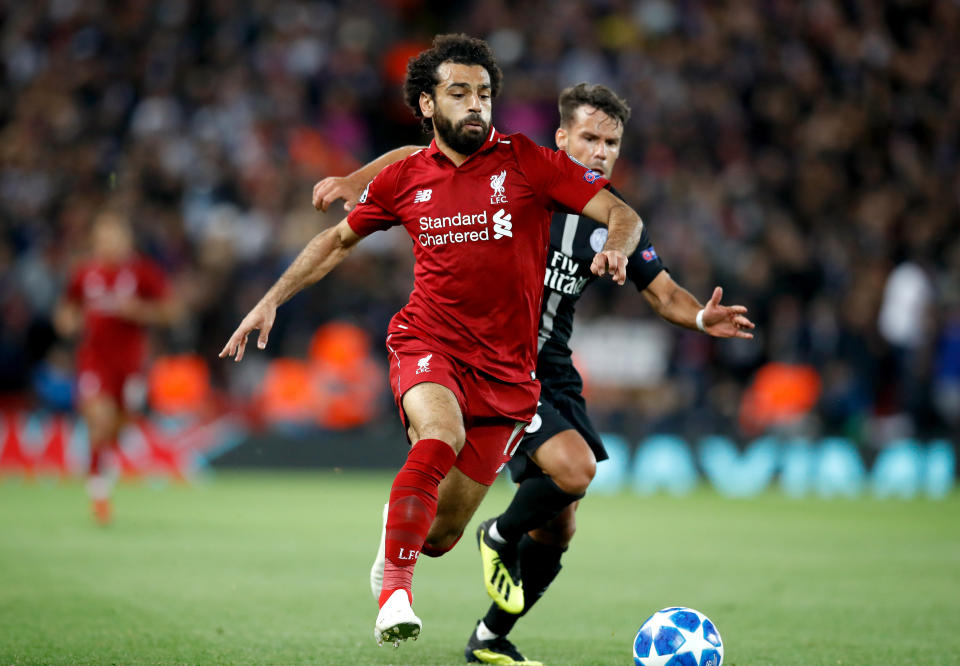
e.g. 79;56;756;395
432;108;489;155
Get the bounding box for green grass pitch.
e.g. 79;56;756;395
1;472;958;665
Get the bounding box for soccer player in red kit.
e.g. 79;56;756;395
55;211;176;525
220;34;644;647
317;83;756;663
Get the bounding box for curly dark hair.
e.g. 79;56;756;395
403;34;503;132
558;83;631;128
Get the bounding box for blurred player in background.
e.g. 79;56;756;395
314;82;754;664
54;211;176;525
223;34;644;649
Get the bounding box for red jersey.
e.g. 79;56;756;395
347;128;608;383
66;257;169;370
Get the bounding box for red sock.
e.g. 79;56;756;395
89;446;104;476
379;438;457;608
89;441;117;477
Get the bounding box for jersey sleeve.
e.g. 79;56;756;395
627;225;667;291
346;164;402;236
513;134;609;213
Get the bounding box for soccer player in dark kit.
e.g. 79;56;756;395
314;82;755;664
221;35;645;648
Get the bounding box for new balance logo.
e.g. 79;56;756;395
493;209;512;239
414;189;432;203
416;353;433;374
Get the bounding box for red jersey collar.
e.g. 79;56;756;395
426;126;506;164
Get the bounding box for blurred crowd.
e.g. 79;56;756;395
1;0;957;446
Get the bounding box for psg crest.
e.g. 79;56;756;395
590;227;608;252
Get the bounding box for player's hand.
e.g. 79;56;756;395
312;176;364;212
219;300;277;362
53;302;82;338
114;297;152;324
590;250;628;285
700;286;755;339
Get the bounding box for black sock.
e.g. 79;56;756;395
483;535;565;636
494;475;584;544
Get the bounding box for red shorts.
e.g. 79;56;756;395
386;331;540;486
76;358;147;412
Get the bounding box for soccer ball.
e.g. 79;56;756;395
633;607;723;666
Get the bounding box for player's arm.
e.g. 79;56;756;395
115;295;180;326
580;188;644;285
643;271;755;339
312;146;424;212
55;269;85;337
219;219;362;361
53;299;82;338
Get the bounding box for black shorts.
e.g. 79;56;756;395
506;363;608;483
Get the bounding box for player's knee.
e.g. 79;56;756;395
414;421;465;451
84;412;114;445
576;455;597;491
82;397;120;442
552;456;595;496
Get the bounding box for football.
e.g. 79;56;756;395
633;607;723;666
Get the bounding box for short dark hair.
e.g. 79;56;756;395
403;33;503;132
558;83;631;128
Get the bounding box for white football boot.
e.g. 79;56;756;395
370;502;387;600
374;589;421;647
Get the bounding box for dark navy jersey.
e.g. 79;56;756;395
536;187;666;372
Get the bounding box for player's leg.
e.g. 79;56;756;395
423;464;491;553
372;427;511;599
467;431;589;664
491;427;595;544
381;381;465;604
375;381;464;645
476;411;595;610
484;428;592;614
471;502;577;664
80;392;122;525
468;376;600;661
